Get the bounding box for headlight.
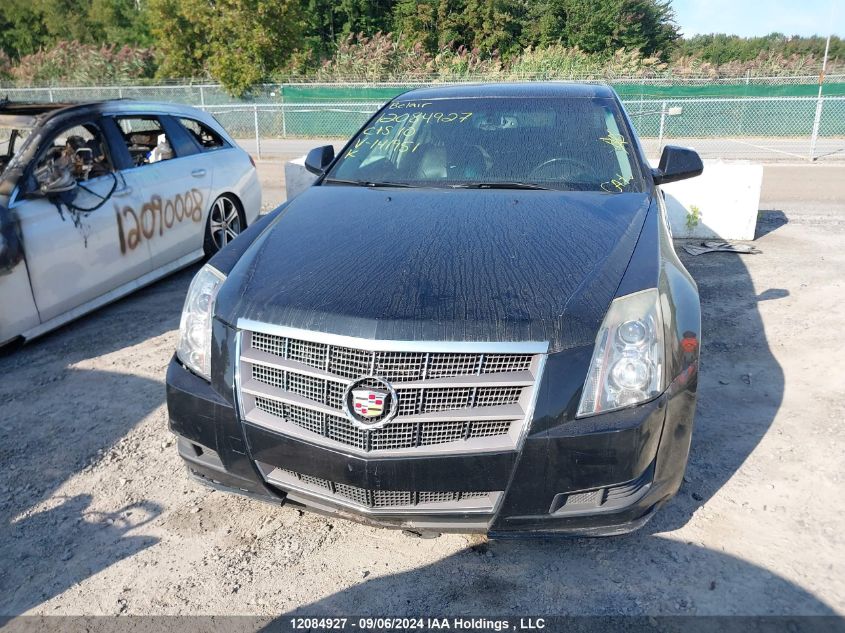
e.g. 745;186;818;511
577;288;665;417
176;264;226;380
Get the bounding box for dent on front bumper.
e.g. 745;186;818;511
166;343;697;537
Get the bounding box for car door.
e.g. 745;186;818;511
12;116;152;323
108;114;213;270
0;206;39;344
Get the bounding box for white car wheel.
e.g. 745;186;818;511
205;194;244;255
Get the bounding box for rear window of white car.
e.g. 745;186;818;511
115;117;176;168
178;118;227;151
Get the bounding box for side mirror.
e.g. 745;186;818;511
652;145;703;185
304;145;335;175
33;160;78;196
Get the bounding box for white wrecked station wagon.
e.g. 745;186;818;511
0;100;261;346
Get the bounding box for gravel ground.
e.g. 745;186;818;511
0;166;843;618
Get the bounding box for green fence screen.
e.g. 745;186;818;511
280;81;845;102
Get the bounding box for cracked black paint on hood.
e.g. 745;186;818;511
214;185;653;352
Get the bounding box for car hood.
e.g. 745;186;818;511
215;186;652;352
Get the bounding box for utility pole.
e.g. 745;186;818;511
809;34;831;161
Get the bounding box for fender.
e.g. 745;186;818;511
207;202;291;276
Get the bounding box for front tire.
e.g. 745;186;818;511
204;194;245;256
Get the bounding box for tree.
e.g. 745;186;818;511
393;0;524;56
335;0;396;36
0;0;51;58
393;0;459;54
0;0;150;60
673;32;843;66
461;0;526;57
38;0;99;44
88;0;153;48
524;0;567;48
615;0;678;58
149;0;305;95
301;0;397;61
300;0;341;59
524;0;678;60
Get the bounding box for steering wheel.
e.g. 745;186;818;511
529;157;593;181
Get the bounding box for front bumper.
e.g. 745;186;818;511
167;347;696;536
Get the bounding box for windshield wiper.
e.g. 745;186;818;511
322;177;415;188
450;182;552;191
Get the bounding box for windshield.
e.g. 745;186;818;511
327;96;645;192
0;126;33;176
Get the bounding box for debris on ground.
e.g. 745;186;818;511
682;241;762;256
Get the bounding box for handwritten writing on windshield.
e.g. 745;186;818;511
601;174;633;193
599;133;628;151
344;111;474;159
345;136;420;158
377;111;473;124
388;101;433;109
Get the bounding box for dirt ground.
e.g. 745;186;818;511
0;164;843;618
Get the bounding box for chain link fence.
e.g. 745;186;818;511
2;81;843;161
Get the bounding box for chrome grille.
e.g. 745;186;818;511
423;387;473;412
255;397;324;435
254;398;518;452
239;323;546;456
375;352;427;381
325;414;368;451
287;338;326;369
428;353;479;378
251;366;525;417
267;467;500;512
370;420;417;451
328;346;371;378
475;386;523;407
251;364;285;389
286;372;324;403
482;354;533;374
420;422;465;446
250;331;534;382
469;419;513;438
395;390;420;416
326;382;346;410
251;331;286;357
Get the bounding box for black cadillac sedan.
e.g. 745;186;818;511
166;83;703;536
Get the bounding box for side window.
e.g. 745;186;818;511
178;118;226;151
33;121;114;183
114;116;175;167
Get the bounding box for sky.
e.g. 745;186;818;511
671;0;844;38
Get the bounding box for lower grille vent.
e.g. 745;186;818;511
258;464;500;513
549;463;655;516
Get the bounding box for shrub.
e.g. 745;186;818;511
310;32;435;82
6;41;156;85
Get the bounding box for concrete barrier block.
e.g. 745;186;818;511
284;156;317;200
658;159;763;241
